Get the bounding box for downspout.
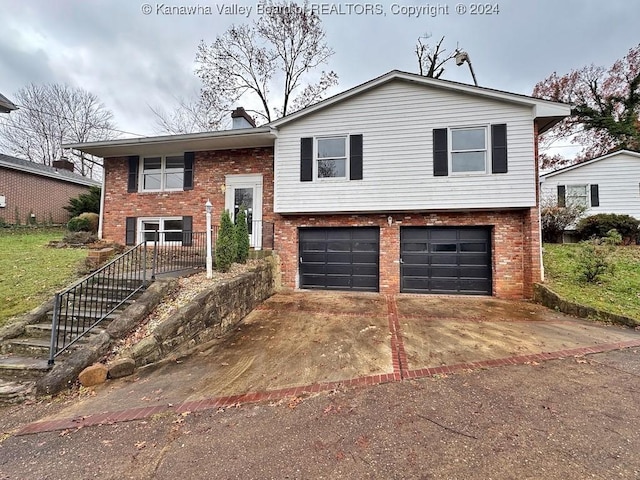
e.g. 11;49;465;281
97;161;106;240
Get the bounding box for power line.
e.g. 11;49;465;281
9;102;147;138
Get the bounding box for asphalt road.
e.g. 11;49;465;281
1;348;639;480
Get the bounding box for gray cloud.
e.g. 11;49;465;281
1;0;637;136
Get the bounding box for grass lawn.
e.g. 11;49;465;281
0;229;87;327
543;243;640;320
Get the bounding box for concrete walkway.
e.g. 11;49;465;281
14;292;640;436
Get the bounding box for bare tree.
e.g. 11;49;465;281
150;95;225;134
0;83;116;178
195;0;338;126
415;35;463;79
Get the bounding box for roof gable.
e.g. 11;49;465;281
541;150;640;179
270;70;570;131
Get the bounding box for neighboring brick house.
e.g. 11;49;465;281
69;71;570;299
0;154;100;225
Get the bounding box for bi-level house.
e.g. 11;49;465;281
69;71;570;299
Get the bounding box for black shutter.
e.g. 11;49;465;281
125;217;137;245
300;138;313;182
557;185;566;207
433;128;448;176
127;156;139;192
590;184;599;207
182;215;193;246
491;124;508;174
184;152;195;190
349;134;363;180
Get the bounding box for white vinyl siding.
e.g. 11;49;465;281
274;80;536;213
541;151;640;219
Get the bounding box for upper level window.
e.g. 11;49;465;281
450;127;487;173
566;184;588;207
141;155;184;191
316;136;347;179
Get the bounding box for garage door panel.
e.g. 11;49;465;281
401;227;491;295
430;254;459;265
459;254;490;266
352;252;378;264
301;252;326;263
459;279;491;292
299;228;379;292
352;264;378;276
460;266;491;278
460;242;487;253
324;264;352;275
326;252;352;264
327;241;351;252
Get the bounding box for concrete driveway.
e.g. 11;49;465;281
14;291;640;434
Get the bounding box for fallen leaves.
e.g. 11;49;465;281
288;396;303;409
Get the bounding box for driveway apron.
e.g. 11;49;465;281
16;291;640;433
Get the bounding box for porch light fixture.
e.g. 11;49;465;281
205;199;213;279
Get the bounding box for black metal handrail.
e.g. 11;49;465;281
48;241;149;364
48;221;273;364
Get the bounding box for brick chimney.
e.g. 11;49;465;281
231;107;256;129
52;158;75;172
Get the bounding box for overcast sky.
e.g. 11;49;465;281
1;0;637;144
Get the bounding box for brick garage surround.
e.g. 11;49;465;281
0;168;92;224
101;148;274;243
274;209;541;299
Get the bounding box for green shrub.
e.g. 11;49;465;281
234;208;250;264
78;212;99;233
576;214;640;243
63;231;97;245
574;238;615;283
64;186;101;217
215;210;236;272
67;216;92;232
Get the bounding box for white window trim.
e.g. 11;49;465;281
139;154;185;193
566;184;589;208
448;125;489;175
314;135;349;181
138;217;184;245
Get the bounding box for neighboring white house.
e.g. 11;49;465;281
540;150;640;219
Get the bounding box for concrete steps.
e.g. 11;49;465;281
0;277;146;406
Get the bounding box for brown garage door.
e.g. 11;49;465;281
400;227;492;295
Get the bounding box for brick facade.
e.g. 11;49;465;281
0;167;92;224
274;210;540;299
102;146;541;300
102;148;274;244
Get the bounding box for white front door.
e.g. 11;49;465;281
224;174;263;249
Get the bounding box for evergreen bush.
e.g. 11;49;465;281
234;208;250;264
215;210;237;272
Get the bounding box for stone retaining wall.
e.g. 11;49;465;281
127;259;275;367
534;283;639;328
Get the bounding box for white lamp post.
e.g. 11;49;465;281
205;199;213;279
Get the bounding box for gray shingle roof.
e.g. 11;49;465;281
0;92;17;113
0;153;100;187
